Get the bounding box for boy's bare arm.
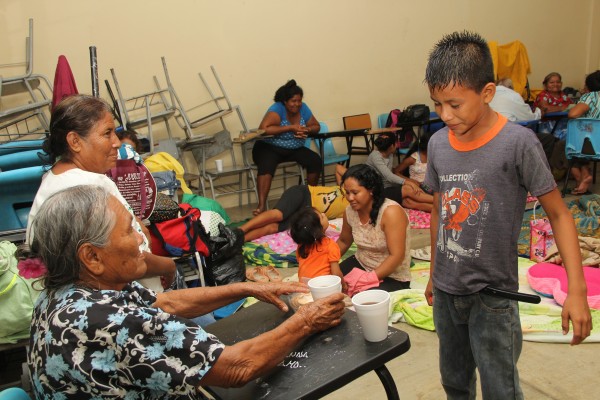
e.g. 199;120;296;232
538;189;592;345
425;192;440;305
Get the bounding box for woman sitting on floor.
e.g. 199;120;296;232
23;185;345;399
337;164;411;295
335;133;433;212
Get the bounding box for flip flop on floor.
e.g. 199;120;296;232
263;265;282;282
410;247;431;261
246;266;269;283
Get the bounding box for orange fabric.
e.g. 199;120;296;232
488;40;531;100
297;237;340;280
449;114;507;152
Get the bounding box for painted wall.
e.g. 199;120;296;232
2;0;598;205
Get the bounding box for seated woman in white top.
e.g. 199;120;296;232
27;94;176;289
395;131;432;187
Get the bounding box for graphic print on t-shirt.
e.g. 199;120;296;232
438;169;488;263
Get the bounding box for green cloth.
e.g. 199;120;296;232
0;241;40;344
389;289;435;331
242;242;295;268
181;193;230;224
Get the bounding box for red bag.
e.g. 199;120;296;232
149;204;210;258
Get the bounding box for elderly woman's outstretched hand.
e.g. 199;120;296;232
250;281;310;312
296;293;346;334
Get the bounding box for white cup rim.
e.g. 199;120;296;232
307;275;341;289
351;289;390;307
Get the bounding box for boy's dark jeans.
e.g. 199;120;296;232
433;287;524;400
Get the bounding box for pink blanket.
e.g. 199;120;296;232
252;211;431;255
527;262;600;309
408;209;431;229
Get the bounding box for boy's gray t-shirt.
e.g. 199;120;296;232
424;118;556;294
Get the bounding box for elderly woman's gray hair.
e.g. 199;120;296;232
21;185;116;290
496;78;514;90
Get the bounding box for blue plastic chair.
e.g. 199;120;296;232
561;118;600;195
377;113;388;130
423;111;445;133
0;165;45;231
0;149;46;171
0;387;31;400
0;139;44;156
314;122;350;167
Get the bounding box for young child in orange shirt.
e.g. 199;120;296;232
289;207;345;290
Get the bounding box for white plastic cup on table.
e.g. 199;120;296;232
351;289;391;342
215;159;223;172
307;275;342;300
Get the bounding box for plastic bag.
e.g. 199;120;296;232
207;223;246;285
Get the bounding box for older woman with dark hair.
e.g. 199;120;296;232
26;94;175;290
336;164;411;295
534;72;573;139
253;79;322;215
23;185;345;398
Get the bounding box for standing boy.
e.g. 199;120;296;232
423;31;592;399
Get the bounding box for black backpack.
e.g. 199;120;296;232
397;104;430;125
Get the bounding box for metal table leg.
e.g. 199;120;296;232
374;365;400;400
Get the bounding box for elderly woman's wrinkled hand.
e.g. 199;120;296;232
296;293;345;334
250;281;310;312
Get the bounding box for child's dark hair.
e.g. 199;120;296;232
585;70;600;92
408;131;432;157
289;207;325;259
373;133;396;152
116;128;141;152
340;164;384;227
274;79;304;103
425;31;494;92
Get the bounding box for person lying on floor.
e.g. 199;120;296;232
240;183;348;241
23;185;346;399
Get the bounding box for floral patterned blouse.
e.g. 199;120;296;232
533;90;573;110
28;282;224;399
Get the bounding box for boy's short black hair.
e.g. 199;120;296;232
425;31;495;93
585;70;600;92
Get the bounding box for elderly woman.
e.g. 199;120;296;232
23;185;345;398
26;94;175;289
534;72;573;139
336;164;411;296
253;79;322;215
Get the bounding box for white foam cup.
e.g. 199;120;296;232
307;275;342;300
215;159;224;172
351;290;391;342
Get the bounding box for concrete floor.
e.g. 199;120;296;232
227;178;599;400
